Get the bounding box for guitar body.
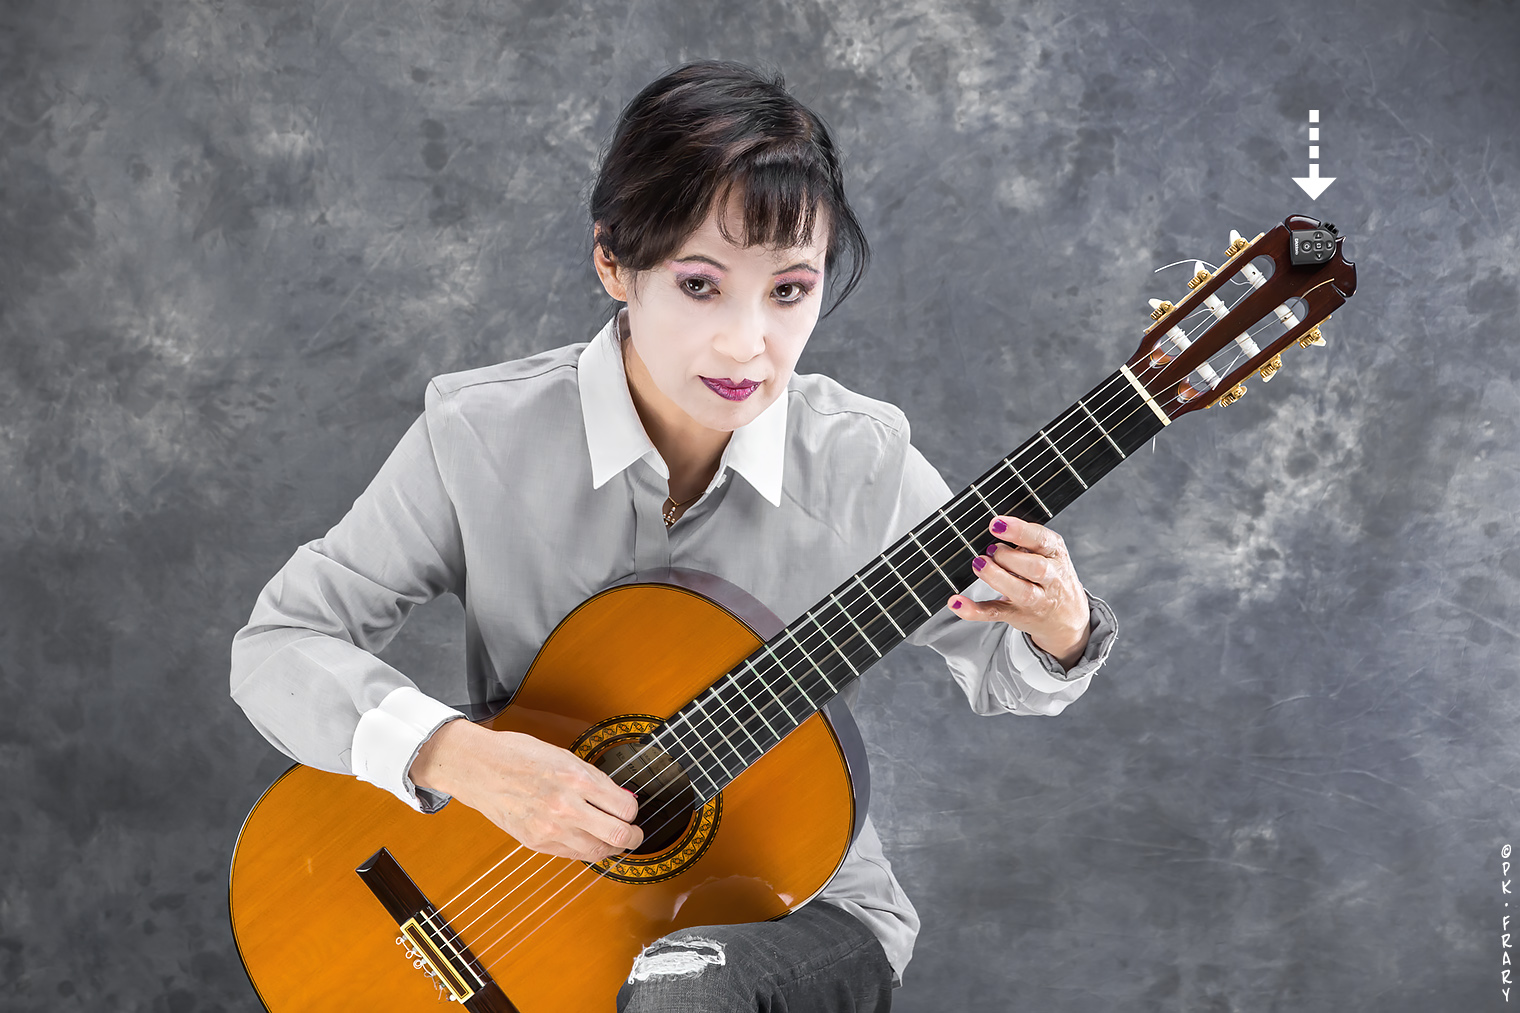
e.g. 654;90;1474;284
230;568;869;1012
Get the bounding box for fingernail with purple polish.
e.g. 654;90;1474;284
992;519;1007;533
986;543;998;555
972;557;985;571
950;599;962;610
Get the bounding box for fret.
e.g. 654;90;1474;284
936;507;980;556
649;720;688;778
657;728;722;798
660;737;721;799
688;696;745;775
707;685;766;757
657;711;705;772
1003;459;1052;518
1039;429;1088;489
694;755;725;798
907;529;958;588
1077;397;1126;459
852;573;906;638
823;593;879;661
967;482;998;518
784;627;839;695
760;642;821;711
727;669;781;740
880;552;932;617
1059;407;1126;496
679;754;721;803
1086;372;1166;460
742;657;798;725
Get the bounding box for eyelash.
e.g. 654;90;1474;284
678;275;813;305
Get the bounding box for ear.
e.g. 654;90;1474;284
592;225;630;303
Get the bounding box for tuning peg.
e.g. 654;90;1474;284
1148;298;1174;321
1297;325;1326;348
1257;353;1284;382
1213;383;1248;407
1225;229;1251;259
1186;260;1212;290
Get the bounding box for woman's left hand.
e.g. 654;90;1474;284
948;514;1092;671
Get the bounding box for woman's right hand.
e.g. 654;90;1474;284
409;719;644;862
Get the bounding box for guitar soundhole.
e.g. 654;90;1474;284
594;740;697;857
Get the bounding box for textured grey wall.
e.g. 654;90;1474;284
3;0;1518;1010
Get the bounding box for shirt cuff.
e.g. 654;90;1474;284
1013;591;1118;693
351;686;466;813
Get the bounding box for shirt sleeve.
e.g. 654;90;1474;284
880;427;1118;717
229;380;467;812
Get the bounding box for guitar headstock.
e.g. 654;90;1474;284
1129;214;1357;420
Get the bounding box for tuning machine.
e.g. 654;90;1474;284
1213;383;1248;408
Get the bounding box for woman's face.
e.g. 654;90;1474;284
595;189;829;439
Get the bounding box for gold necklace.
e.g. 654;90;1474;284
662;491;703;527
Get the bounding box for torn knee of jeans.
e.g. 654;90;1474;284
626;936;727;983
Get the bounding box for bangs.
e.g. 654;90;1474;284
713;144;829;253
591;61;870;315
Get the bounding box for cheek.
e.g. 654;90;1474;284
636;299;710;368
769;315;816;365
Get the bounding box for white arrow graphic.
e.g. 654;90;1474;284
1293;109;1336;200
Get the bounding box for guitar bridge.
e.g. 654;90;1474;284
356;848;520;1012
399;914;476;1003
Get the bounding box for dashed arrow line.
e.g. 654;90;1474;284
1293;109;1337;200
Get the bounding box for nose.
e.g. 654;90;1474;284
712;299;767;364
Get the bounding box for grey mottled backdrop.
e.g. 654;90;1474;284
3;0;1518;1010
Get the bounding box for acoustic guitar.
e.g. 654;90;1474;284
229;214;1357;1010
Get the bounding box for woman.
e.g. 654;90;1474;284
231;60;1116;1011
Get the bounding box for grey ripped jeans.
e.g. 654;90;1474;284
615;900;894;1013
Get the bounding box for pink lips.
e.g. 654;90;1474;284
701;376;761;401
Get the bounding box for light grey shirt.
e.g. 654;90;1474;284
229;310;1117;983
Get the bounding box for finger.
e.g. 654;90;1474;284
990;515;1065;557
948;593;1000;622
579;803;645;853
581;765;641;823
985;542;1056;586
560;826;624;863
974;544;1050;597
948;576;1038;620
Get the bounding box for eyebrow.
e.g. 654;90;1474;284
672;254;821;276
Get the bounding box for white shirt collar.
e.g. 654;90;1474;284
577;311;787;507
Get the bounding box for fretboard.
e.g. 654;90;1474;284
651;367;1168;801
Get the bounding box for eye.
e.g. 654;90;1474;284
774;281;812;304
679;275;717;298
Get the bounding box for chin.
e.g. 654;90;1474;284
690;396;761;431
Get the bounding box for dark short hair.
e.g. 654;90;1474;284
590;61;870;317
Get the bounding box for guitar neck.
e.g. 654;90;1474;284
655;367;1170;800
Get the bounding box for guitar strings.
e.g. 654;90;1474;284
422;302;1238;968
455;351;1197;968
452;385;1205;972
427;290;1267;969
432;256;1270;926
429;346;1190;965
641;303;1288;789
428;288;1277;968
414;359;1169;965
432;342;1170;918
